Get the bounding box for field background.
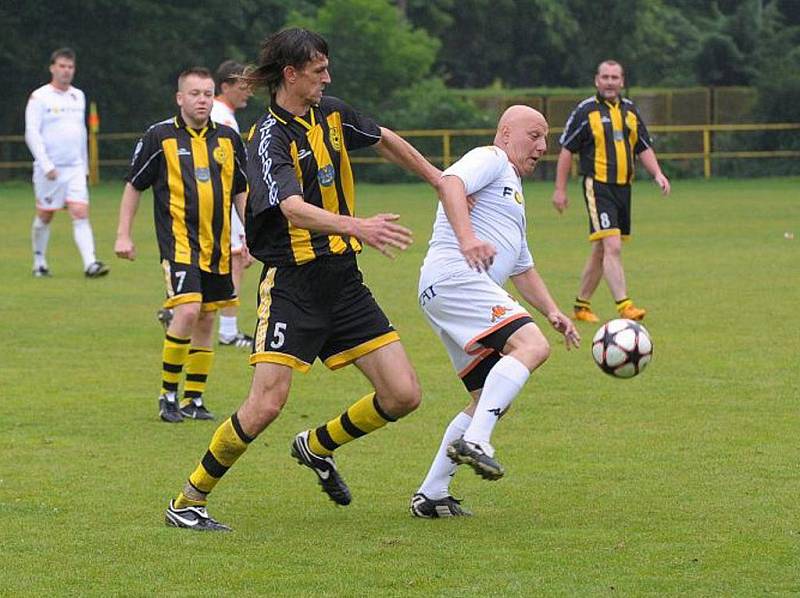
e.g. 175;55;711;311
0;176;798;596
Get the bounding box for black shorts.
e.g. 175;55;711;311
250;254;398;372
161;259;238;312
582;176;632;241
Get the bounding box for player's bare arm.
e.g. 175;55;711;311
510;268;580;349
374;127;442;190
280;195;412;259
552;147;574;213
438;175;496;272
638;148;671;195
114;182;143;260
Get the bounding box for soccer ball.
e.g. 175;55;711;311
591;319;653;379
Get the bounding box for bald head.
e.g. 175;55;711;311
494;105;548;177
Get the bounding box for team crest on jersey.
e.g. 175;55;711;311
212;146;226;164
195;167;211;182
514;191;524;205
318;165;335;187
490;305;510;322
329;126;342;152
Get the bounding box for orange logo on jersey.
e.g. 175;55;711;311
212;146;226;164
491;305;509;322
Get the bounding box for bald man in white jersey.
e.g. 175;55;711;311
410;106;580;518
25;48;108;278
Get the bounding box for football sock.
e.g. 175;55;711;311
308;392;396;457
180;412;253;502
574;297;592;311
418;411;472;500
71;218;97;270
615;297;633;313
161;333;191;396
463;356;530;445
181;347;214;407
32;216;50;268
218;315;238;340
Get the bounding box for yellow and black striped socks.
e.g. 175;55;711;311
174;412;253;507
616;297;633;313
308;392;397;457
180;347;214;408
574;297;592;312
161;334;191;396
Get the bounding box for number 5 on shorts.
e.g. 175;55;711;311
270;322;287;349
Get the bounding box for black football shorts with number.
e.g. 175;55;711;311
582;176;632;242
250;254;399;372
161;259;239;312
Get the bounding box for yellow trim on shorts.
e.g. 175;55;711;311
589;228;621;242
250;351;312;372
164;293;203;308
201;298;239;312
323;331;401;371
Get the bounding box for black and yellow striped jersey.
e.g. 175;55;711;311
245;96;381;267
559;94;652;185
126;115;248;274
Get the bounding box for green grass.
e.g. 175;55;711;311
0;177;798;596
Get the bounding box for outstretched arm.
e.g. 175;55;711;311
511;267;580;349
374;127;442;190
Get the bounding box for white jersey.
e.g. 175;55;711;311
420;145;534;291
210;99;240;133
24;84;88;174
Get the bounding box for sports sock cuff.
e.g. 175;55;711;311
372;394;398;422
231;412;254;443
493;355;531;385
165;333;191;344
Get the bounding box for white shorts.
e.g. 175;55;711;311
33;165;88;211
231;208;245;253
419;269;533;380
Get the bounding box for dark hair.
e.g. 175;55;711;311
177;66;214;89
215;60;245;89
50;47;76;64
242;28;328;95
597;59;624;76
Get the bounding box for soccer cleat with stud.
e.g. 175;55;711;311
219;332;254;349
156;308;174;330
447;438;505;481
159;393;183;423
619;304;647;321
180;399;215;420
410;493;472;518
291;430;352;506
33;266;52;278
573;307;600;323
165;500;231;532
85;261;110;278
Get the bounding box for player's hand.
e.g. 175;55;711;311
552;189;568;214
547;311;580;350
46;168;58;180
466;194;478;212
357;213;413;259
240;237;255;268
460;236;496;273
654;172;671;196
114;236;136;261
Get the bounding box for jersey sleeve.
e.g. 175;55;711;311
246;120;302;216
632;106;653;153
231;132;248;195
125;127;162;190
559;105;589;152
442;146;507;195
323;96;381;151
24;93;55;173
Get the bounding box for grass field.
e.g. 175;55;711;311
1;176;798;596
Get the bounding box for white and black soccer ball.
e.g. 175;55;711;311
592;319;653;379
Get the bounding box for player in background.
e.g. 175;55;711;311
25;47;109;278
410;106;580;518
552;60;670;323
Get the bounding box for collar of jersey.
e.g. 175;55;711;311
174;114;216;139
269;102;317;130
595;92;621;109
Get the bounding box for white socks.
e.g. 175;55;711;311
218;315;238;340
463;356;530;446
72;218;97;270
417;411;472;500
32;216;50;268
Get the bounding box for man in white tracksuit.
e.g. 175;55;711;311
25;47;108;278
410;106;580;518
